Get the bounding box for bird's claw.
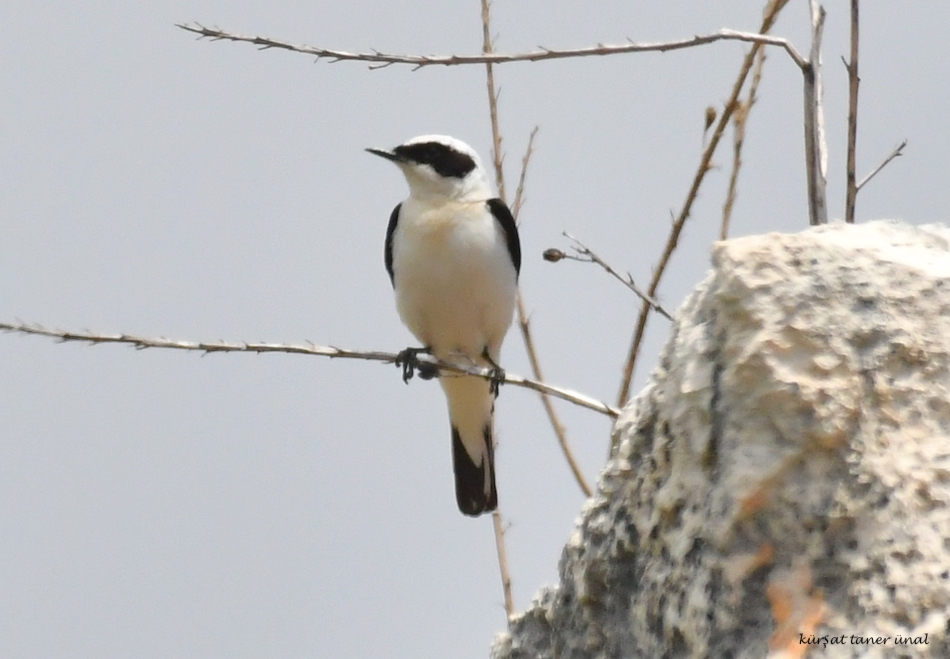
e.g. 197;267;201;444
395;346;431;384
481;348;506;397
488;366;506;397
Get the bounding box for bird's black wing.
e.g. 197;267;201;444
384;203;401;286
486;198;521;277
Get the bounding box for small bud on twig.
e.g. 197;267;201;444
704;106;718;133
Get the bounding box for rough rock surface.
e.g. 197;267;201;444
492;221;950;659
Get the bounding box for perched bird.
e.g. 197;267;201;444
367;135;521;516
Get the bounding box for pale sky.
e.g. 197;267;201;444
3;2;948;657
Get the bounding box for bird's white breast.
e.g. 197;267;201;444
391;197;517;362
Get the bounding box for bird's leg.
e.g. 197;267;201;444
395;346;432;384
482;347;506;397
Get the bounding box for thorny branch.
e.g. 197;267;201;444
0;322;620;419
549;233;673;321
176;23;807;71
481;0;507;205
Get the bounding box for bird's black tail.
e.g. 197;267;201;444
451;425;497;516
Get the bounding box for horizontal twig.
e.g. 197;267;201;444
176;24;806;71
0;322;620;418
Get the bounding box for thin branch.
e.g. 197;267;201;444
520;299;595;496
560;233;673;321
0;322;620;418
480;0;514;620
481;0;507;203
176;24;806;71
511;126;539;220
720;104;746;239
514;301;596;500
615;0;792;411
803;1;828;226
856;140;907;191
844;0;860;223
479;0;593;501
491;510;514;617
721;46;767;239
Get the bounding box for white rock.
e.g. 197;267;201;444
493;221;950;659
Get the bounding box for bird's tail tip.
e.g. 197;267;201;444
451;425;497;516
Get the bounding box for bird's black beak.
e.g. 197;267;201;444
365;147;403;163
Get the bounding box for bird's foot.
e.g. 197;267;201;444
488;367;506;397
482;348;506;397
395;346;432;383
417;362;439;380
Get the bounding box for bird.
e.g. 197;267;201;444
366;135;521;516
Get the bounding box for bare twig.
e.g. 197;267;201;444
480;0;514;620
479;0;593;502
720;103;746;240
560;233;673;321
721;46;767;239
0;322;620;418
844;0;860;223
856;140;907;191
176;24;806;71
481;0;507;203
511;126;539;220
515;302;596;499
615;0;792;411
491;510;514;617
803;1;828;226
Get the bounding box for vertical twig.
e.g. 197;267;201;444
511;135;593;497
721;47;768;240
479;0;595;614
491;509;514;617
515;301;593;498
511;126;539;220
480;0;592;500
481;0;507;203
844;0;860;223
614;0;792;413
721;102;745;240
480;0;515;620
804;1;828;226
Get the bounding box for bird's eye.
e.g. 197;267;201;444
394;141;474;178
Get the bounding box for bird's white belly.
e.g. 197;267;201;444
392;201;517;361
